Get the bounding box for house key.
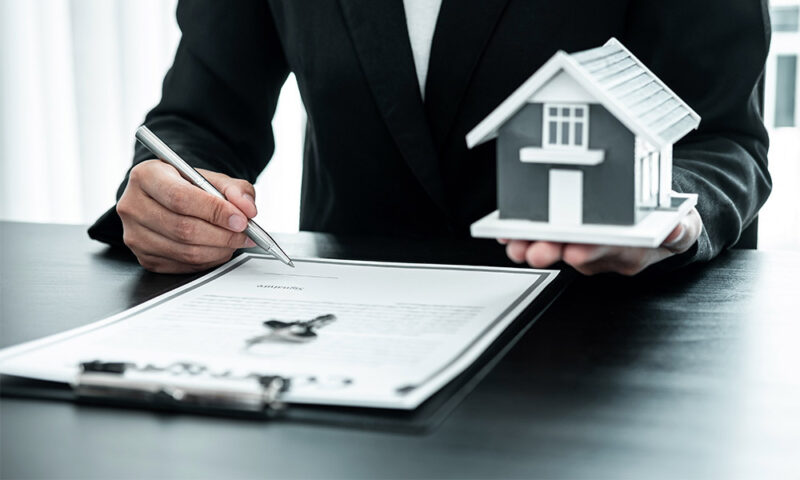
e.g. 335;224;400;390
246;314;337;345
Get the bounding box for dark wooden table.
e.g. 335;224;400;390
1;221;798;478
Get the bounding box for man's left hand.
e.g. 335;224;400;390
500;208;703;276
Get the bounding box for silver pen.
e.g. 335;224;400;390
135;125;294;268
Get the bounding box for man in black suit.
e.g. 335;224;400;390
90;0;771;275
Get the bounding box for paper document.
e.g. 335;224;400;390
0;254;557;409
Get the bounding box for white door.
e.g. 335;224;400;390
548;169;583;225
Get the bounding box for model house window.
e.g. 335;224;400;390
544;104;588;149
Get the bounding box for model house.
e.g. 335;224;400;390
467;38;700;237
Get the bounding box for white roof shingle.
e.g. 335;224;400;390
466;38;701;149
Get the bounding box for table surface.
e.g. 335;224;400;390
1;221;798;479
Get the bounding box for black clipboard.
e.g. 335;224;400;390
0;270;571;434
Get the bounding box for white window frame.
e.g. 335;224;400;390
543;103;589;150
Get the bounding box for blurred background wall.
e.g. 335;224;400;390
760;0;800;250
0;0;797;248
0;0;303;233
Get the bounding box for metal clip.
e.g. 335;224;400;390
74;361;291;416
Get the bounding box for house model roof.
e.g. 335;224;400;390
466;38;701;149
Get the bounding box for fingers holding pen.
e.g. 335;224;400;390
122;123;292;271
118;160;259;273
200;169;258;219
133;161;250;233
136;193;255;249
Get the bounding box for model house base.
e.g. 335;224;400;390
471;193;697;248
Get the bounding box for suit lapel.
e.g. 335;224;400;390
337;0;451;219
425;0;511;152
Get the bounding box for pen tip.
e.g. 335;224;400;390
287;260;295;268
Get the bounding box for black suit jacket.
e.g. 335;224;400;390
89;0;772;266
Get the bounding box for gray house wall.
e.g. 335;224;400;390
496;103;636;225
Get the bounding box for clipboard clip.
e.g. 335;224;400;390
73;360;291;416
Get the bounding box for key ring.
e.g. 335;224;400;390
246;313;336;345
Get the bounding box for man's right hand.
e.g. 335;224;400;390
117;159;258;273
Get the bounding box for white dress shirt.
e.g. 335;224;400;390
403;0;443;100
